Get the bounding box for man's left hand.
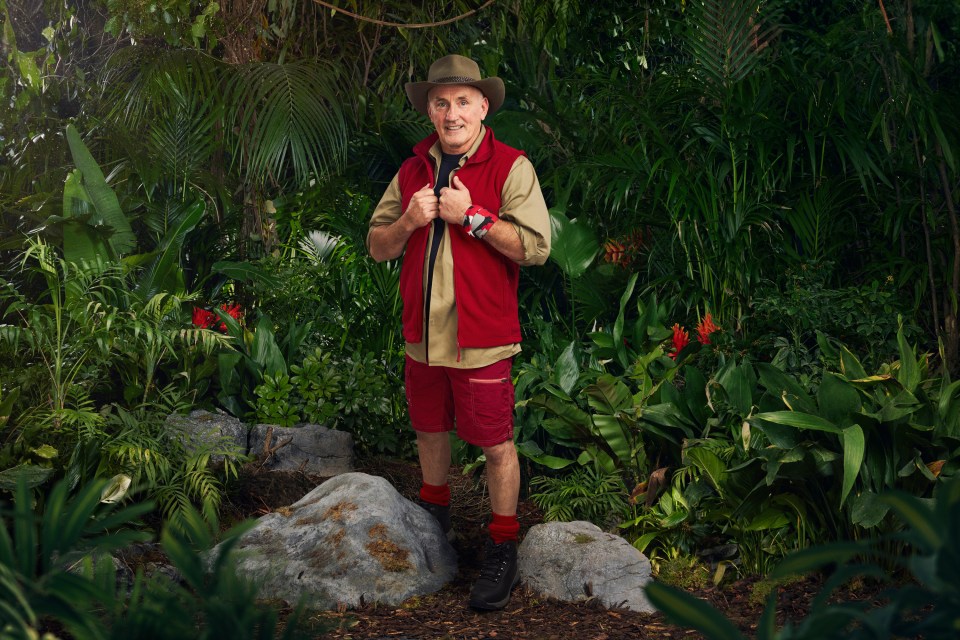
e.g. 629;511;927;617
439;175;473;224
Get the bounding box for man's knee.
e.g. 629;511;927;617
482;440;517;467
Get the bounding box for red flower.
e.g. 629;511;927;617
192;307;216;329
695;313;720;345
217;303;243;332
669;323;689;359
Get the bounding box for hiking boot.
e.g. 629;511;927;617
468;538;519;611
418;499;455;541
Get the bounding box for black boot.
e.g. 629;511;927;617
417;499;455;541
468;538;519;610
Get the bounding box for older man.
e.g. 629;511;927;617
367;54;550;610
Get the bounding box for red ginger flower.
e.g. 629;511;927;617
217;303;243;332
695;313;720;345
669;323;689;360
192;307;216;329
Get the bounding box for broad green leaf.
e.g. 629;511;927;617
135;200;205;299
937;379;960;438
592;414;632;467
553;341;579;396
817;373;861;426
742;507;790;531
682;367;710;425
613;273;638;364
839;345;868;381
752;411;841;434
548;208;599;278
839;425;865;507
685;447;727;498
65;125;136;256
250;317;286;376
585;375;633;414
715;362;753;416
756;362;816;414
896;329;921;393
515;441;575;470
850;490;889;528
645;582;744;640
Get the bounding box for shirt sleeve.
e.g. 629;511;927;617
498;156;551;266
366;173;403;253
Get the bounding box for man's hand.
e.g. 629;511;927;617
439;175;473;224
404;183;439;228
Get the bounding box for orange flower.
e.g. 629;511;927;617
603;239;627;266
695;313;720;345
669;323;689;359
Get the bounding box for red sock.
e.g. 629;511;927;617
419;482;450;507
488;512;520;544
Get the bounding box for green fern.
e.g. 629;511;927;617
530;466;631;527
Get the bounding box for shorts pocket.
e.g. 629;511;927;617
468;377;514;429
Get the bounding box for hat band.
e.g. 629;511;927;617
431;75;479;84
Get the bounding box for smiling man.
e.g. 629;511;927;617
367;54;550;610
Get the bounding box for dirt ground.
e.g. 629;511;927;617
219;459;885;640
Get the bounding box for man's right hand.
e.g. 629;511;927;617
403;183;439;228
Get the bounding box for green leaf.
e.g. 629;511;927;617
839;424;865;507
211;260;282;288
752;411;841;434
896;329;921;393
685;447;727;498
135;200;205;299
839;345;868;381
65;125;136;256
849;490;889;528
585;375;633;414
937;379;960;438
756;363;816;414
592;415;632;468
645;582;744;640
553;341;579;396
548;208;599;278
817;373;861;427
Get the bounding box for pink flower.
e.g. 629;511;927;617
669;324;689;360
695;313;720;345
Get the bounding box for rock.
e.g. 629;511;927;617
165;409;248;462
223;472;457;609
518;521;655;613
248;423;354;475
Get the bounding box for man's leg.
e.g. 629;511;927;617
416;431;452;486
405;356;454;537
483;439;519;519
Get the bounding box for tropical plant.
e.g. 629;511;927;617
645;473;960;640
530;465;630;528
0;471;317;639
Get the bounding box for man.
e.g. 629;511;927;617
367;54;550;610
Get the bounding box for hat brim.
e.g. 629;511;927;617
404;77;505;116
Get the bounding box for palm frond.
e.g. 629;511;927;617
686;0;782;92
226;60;348;188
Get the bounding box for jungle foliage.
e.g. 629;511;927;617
2;0;960;634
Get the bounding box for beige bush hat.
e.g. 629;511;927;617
405;54;505;116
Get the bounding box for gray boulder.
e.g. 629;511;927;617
518;521;655;613
248;423;354;475
223;472;457;609
165;409;247;462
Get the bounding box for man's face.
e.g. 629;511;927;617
427;85;489;155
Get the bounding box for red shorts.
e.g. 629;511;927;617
404;355;515;447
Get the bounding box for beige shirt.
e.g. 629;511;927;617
368;127;551;368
